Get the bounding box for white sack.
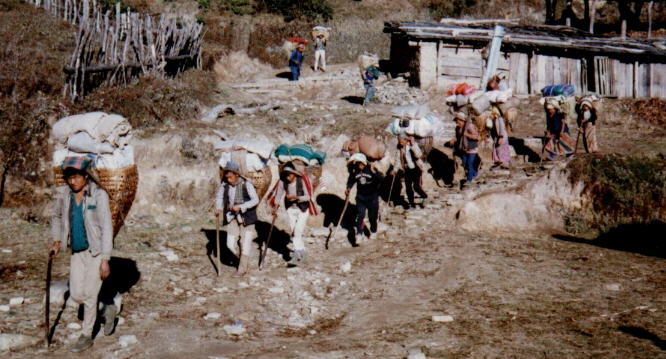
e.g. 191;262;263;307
214;139;273;160
218;151;267;173
94;146;135;169
471;94;491;115
486;89;513;104
66;132;115;154
52;112;131;147
391;104;430;119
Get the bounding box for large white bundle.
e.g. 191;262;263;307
386;115;435;138
218;151;267;173
67;132;116;154
214;139;273;160
470;93;491;115
95;146;135;169
486;89;513;104
358;52;379;72
391;104;430;119
52;112;131;147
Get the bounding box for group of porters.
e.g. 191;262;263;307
44;86;601;351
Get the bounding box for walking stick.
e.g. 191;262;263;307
387;170;397;207
326;193;350;249
574;126;582;154
259;205;279;270
45;252;54;347
215;215;221;277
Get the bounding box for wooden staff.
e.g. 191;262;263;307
259;204;279;270
45;253;54;347
574;127;582;154
215;214;221;276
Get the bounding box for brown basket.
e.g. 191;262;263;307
54;165;139;238
219;166;272;200
414;136;433;159
278;160;322;190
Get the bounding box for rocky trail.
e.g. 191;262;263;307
1;63;665;358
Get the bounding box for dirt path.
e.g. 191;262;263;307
1;64;665;358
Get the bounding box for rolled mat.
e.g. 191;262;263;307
219;166;272;200
54;165;139;238
278;160;322;190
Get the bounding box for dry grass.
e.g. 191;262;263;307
214;51;275;82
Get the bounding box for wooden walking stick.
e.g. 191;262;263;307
574;126;582;154
45;252;54;347
326;193;351;249
259;205;279;270
215;214;222;276
387;169;397;207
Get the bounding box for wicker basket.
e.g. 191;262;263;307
219;166;272;200
54;165;139;238
278;160;322;190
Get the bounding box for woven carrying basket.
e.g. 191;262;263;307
54;165;139;238
278;160;322;190
219;166;272;200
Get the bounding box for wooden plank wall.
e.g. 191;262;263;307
529;54;584;96
437;43;484;90
430;41;666;98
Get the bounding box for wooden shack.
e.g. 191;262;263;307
384;20;666;98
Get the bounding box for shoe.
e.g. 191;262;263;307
71;335;93;353
355;233;364;245
103;304;118;336
288;250;306;266
233;255;249;277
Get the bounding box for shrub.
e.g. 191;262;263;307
566;153;666;233
256;0;333;22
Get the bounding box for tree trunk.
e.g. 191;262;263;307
545;0;554;23
648;1;654;39
589;0;597;33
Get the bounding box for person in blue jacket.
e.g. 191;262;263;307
289;43;305;81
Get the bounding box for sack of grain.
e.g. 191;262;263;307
311;26;331;40
470;93;491;115
357;136;386;161
358;52;379;73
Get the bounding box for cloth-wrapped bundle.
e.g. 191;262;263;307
311;26;331;40
274;144;326;166
358;52;379;74
541;84;575;97
342;136;386;161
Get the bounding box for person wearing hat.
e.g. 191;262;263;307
391;133;427;208
269;162;315;265
345;153;384;244
215;160;259;276
544;100;574;160
289;43;305;81
49;156;115;352
576;99;598;153
445;112;469;187
313;34;327;72
490;107;511;169
362;65;379;106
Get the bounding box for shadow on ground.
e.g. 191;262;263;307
552;221;666;259
341;96;364;105
618;325;666;350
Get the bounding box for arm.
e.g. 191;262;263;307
50;189;65;255
96;189;114;260
465;123;479;140
410;141;423;159
214;184;224;214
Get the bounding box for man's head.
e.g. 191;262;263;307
545;103;557;117
398;133;410;146
297;43;305;51
348;153;367;170
61;156;93;193
281;163;300;183
580;100;593;112
223;161;241;185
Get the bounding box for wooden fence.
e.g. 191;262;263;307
26;0;204;100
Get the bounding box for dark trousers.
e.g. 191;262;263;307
355;193;379;234
289;65;301;81
404;168;427;205
462;152;478;182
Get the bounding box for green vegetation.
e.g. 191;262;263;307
256;0;333;22
427;0;484;18
566;154;666;234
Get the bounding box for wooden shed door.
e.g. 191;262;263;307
594;57;617;97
